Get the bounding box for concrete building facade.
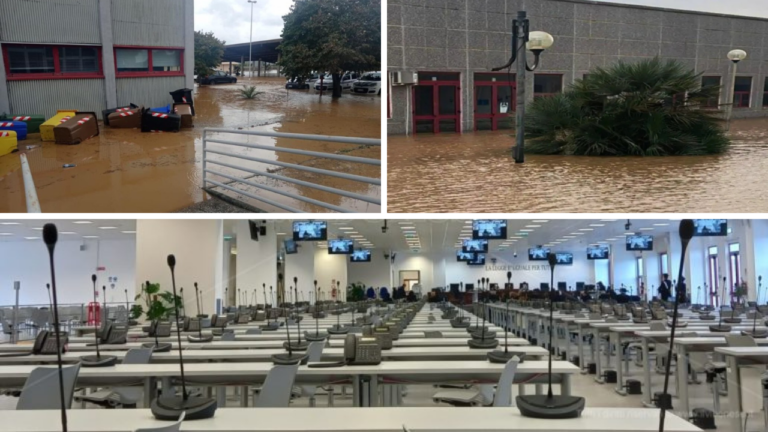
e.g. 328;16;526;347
387;0;768;134
0;0;194;119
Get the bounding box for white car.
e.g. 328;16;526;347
314;72;361;91
352;71;381;95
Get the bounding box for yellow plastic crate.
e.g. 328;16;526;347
0;130;17;157
41;110;77;142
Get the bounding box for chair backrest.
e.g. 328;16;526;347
135;412;185;432
123;348;153;364
306;341;325;362
254;364;300;407
221;332;236;341
650;322;666;331
726;334;757;347
424;331;442;338
18;364;81;410
113;349;154;403
493;357;520;407
245;328;262;335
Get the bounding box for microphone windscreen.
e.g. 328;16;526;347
548;252;557;267
679;219;695;241
91;274;97;282
42;223;58;246
294;277;298;283
167;254;176;267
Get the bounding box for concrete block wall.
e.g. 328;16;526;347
388;0;768;134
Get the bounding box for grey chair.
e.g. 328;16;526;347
220;332;236;341
245;328;262;335
253;364;300;407
707;335;757;412
135;412;185;432
18;364;81;410
433;358;519;406
424;331;442;338
300;342;326;407
76;348;153;408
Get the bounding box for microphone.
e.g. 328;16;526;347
307;280;327;341
187;282;212;344
658;220;694;432
125;289;137;326
46;283;53;324
743;275;766;338
468;277;497;349
151;254;217;421
285;277;308;351
81;275;117;367
43;224;68;432
710;275;731;332
516;252;585;419
272;279;308;365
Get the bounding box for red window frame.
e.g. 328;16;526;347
2;44;104;81
734;91;751;108
114;46;184;78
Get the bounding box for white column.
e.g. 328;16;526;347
234;221;277;305
285;242;315;301
739;220;757;300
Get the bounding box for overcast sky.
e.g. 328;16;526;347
193;0;768;47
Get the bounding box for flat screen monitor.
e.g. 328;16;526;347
575;282;585;291
587;246;610;260
555;252;573;265
350;249;371;262
528;247;550;261
456;250;476;262
472;220;507;240
293;221;327;241
540;282;550;291
328;239;354;254
449;284;460;295
462;239;488;253
626;235;653;251
284;239;297;255
693;219;728;236
464;283;475;291
557;282;567;291
467;254;486;266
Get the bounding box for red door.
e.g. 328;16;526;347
412;73;461;134
474;73;516;131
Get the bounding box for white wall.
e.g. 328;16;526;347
347;248;390;289
314;248;347;302
394;254;436;289
234;220;277;306
135;220;221;318
0;238;135;307
753;220;768;303
284;241;314;303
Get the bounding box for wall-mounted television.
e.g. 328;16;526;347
528;247;550;261
626;235;653;251
456;250;476;262
350;250;371;262
328;239;354;254
555;252;573;265
472;220;507;240
293;221;327;241
467;254;486;266
284;239;297;255
587;246;609;260
462;239;488;253
693;219;728;237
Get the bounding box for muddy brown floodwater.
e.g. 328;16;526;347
387;118;768;213
0;77;381;213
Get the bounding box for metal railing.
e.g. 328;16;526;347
201;128;381;213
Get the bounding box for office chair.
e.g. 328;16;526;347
252;364;300;407
300;342;326;407
433;358;519;406
705;335;757;413
134;412;185;432
76;348;153;408
17;364;81;410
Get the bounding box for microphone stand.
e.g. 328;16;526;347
468;278;498;349
42;224;68;432
657;220;695;432
46;283;54;328
488;282;521;362
81;275;116;367
516;252;586;419
272;278;308;365
286;277;308;350
743;276;766;338
151;254;217;421
126;289;137;326
710;277;732;332
188;284;212;343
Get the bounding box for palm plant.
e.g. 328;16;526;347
240;85;263;99
526;57;729;156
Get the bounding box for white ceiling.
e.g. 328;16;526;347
0;220;137;242
240;219;687;253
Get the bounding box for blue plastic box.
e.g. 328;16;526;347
150;105;172;114
0;121;28;140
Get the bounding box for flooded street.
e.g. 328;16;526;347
0;77;381;213
387;118;768;213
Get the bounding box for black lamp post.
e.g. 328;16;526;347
492;11;554;164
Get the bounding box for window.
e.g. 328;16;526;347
729;243;741;304
733;76;752;108
708;246;719;306
763;77;768;108
115;47;183;77
702;76;721;109
3;44;102;80
636;257;644;298
660;253;669;276
534;74;562;99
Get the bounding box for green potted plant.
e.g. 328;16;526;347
347;282;366;302
132;281;180;349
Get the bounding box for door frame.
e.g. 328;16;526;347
474;75;517;131
412;72;461;134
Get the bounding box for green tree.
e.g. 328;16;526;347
194;30;226;77
525;57;729;156
278;0;381;98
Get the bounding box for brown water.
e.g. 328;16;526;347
0;77;381;213
388;118;768;213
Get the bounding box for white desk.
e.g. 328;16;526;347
0;407;701;432
714;347;768;432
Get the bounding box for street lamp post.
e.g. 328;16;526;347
726;49;747;131
248;0;258;80
492;11;554;164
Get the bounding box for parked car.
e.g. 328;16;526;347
352;71;381;95
314;72;361;91
197;70;237;85
286;78;310;90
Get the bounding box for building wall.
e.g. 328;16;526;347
111;0;186;47
388;0;768;134
7;79;107;120
116;76;187;108
0;0;101;44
